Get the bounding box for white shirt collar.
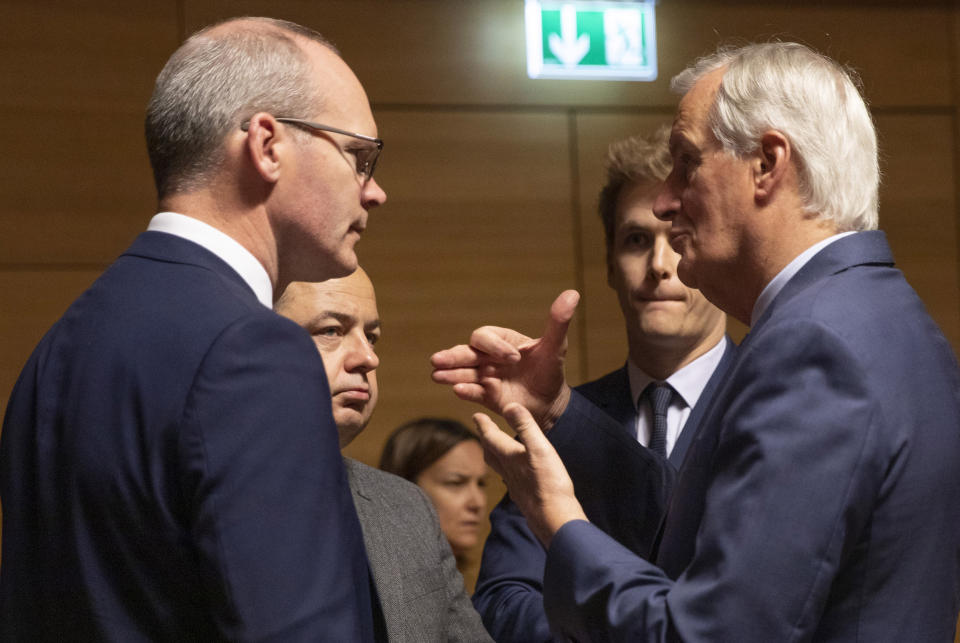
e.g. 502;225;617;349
750;231;856;326
626;336;728;456
628;335;728;411
147;212;273;308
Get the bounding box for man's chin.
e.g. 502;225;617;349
333;409;368;448
324;251;358;280
284;251;356;287
638;325;683;342
636;314;697;344
336;422;365;449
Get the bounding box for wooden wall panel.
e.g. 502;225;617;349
2;0;959;602
337;109;578;585
0;1;178;112
0;271;103;418
342;109;577;464
0;2;176;265
876;114;960;350
184;1;952;109
1;108;158;264
655;2;954;109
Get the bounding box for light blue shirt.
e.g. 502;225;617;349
750;231;857;326
147;212;273;308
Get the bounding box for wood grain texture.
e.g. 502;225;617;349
0;270;103;416
182;0;953;108
1;0;958;605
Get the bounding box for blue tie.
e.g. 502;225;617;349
643;382;672;458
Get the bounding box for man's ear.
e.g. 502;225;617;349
244;113;284;184
754;130;791;204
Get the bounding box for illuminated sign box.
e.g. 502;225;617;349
526;0;657;81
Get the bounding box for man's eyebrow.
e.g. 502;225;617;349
307;311;356;327
308;310;381;334
618;220;657;232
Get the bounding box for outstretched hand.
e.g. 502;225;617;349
473;404;587;547
431;290;580;430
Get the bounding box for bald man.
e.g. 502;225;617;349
276;269;492;643
1;17;385;640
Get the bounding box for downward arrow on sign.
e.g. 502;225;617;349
549;4;590;66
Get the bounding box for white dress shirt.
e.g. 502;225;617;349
627;337;728;458
147;212;273;308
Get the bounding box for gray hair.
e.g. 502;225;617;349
145;17;337;198
672;42;879;231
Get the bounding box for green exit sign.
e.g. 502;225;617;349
525;0;657;81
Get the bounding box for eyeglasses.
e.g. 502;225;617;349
240;117;383;181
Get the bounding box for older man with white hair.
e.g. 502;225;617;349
436;42;960;641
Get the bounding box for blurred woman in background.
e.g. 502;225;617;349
380;417;489;577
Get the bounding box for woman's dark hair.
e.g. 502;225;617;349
379;417;480;482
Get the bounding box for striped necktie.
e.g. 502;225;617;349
642;382;673;458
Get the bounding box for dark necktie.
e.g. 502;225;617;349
643;382;673;458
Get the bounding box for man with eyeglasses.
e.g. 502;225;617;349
1;17;386;641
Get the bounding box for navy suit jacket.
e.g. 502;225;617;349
0;232;375;641
473;338;736;642
543;231;960;642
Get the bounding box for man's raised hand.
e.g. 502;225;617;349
473;403;587;547
430;290;580;431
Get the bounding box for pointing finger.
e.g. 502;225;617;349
468;327;525;362
430;345;483;369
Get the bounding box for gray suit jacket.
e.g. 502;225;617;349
344;458;493;642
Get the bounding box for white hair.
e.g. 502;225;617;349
672;42;879;231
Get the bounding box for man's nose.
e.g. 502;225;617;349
652;179;679;222
345;337;379;372
649;235;679;279
362;177;387;209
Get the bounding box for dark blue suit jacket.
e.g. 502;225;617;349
543;231;960;641
473;338;736;642
0;232;375;641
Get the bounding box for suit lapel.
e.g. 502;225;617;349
606;366;638;437
343;460;395;639
576;365;637;438
670;336;737;468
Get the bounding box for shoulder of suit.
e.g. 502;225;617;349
574;365;628;403
575;365;626;391
343;457;433;505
